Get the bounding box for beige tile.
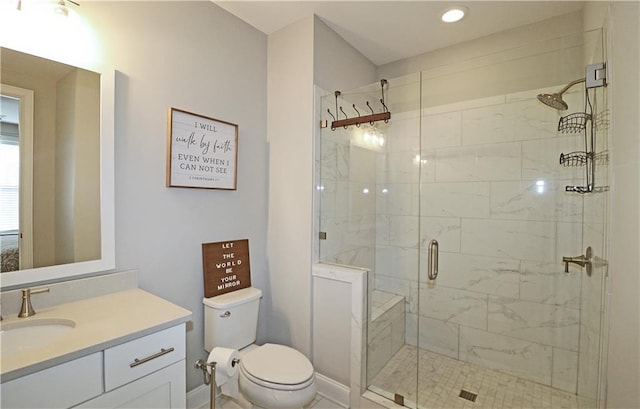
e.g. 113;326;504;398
369;345;591;409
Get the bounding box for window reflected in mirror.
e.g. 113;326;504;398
0;96;20;272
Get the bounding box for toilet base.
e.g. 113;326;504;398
239;373;317;409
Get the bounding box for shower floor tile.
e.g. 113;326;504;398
369;345;597;409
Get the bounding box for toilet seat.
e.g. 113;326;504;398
239;343;314;391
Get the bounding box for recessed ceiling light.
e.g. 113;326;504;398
441;6;468;23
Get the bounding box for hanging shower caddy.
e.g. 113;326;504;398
556;63;609;194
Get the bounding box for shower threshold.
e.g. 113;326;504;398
368;345;596;409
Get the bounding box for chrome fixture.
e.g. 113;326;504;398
195;359;218;409
563;246;609;277
537;78;585;110
130;347;175;368
427;239;439;280
539;62;610;194
585;62;607;89
563;246;593;275
195;357;240;409
18;287;50;318
537;63;607;110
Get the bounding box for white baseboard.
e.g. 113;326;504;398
187;384;209;409
315;373;350;408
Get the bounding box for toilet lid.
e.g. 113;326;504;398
240;343;314;385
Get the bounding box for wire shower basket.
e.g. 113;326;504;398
559;151;588;167
557;112;592;134
559;150;609;167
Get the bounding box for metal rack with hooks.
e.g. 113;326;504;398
324;79;391;130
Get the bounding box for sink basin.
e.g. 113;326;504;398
0;318;76;353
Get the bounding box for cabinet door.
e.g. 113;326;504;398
75;360;186;409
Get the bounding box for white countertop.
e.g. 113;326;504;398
0;289;192;382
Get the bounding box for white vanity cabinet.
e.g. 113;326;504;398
1;289;192;409
76;324;187;409
1;324;187;409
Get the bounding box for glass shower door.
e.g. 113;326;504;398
317;73;422;407
575;26;610;408
416;82;589;407
364;73;421;407
416;33;609;409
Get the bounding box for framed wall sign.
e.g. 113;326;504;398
166;107;238;189
202;239;251;298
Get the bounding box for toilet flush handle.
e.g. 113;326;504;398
220;311;231;318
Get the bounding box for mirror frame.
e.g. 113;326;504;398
0;49;115;290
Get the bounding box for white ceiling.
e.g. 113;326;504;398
213;1;584;66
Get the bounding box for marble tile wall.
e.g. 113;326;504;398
374;86;592;394
319;127;378;271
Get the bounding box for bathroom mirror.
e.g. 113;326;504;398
0;47;114;289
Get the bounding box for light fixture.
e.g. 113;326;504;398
54;0;68;16
441;6;468;23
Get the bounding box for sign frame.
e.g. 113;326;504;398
202;239;251;298
166;107;238;190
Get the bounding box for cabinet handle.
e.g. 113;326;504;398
129;347;175;368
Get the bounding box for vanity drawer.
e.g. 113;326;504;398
104;323;185;391
1;352;103;409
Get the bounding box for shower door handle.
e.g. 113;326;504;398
428;239;439;280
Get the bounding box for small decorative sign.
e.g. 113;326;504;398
166;107;238;190
202;239;251;298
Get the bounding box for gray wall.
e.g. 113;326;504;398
266;16;315;356
265;16;376;358
313;16;377;92
80;1;268;392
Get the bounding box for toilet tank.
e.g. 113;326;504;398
203;287;262;352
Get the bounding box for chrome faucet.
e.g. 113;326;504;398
18;287;50;318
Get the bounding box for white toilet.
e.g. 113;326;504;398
203;287;317;409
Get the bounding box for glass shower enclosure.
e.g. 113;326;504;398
317;24;609;409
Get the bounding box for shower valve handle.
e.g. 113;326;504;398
562;247;593;275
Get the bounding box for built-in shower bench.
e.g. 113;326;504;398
367;290;406;382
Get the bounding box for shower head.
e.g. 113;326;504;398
537;93;568;110
536;77;586;110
